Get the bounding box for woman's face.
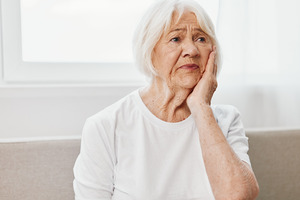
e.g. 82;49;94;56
152;11;213;89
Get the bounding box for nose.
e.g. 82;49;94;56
182;40;200;58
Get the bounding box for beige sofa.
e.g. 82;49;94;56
1;129;299;200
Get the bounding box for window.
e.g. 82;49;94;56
1;0;155;84
1;0;219;84
20;0;153;63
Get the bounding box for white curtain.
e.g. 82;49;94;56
212;0;300;129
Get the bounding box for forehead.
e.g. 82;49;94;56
170;11;200;29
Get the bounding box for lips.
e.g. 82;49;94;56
179;64;199;70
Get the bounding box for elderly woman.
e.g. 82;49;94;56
73;0;259;199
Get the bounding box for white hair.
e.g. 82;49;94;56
132;0;221;79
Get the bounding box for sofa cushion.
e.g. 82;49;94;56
0;139;80;200
1;129;299;200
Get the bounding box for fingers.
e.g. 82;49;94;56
213;63;217;76
206;46;217;75
213;46;218;76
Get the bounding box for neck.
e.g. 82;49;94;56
140;78;193;122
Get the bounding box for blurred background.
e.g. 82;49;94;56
1;0;300;140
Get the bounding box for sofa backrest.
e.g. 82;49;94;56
1;129;299;200
247;129;300;200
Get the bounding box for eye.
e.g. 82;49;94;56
171;37;180;42
197;37;206;42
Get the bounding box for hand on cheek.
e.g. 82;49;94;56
187;46;217;112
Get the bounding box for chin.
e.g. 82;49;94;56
178;76;201;89
178;79;199;89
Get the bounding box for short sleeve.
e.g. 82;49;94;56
213;105;251;166
73;117;116;200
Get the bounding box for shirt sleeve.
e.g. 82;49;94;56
73;117;116;200
213;105;251;166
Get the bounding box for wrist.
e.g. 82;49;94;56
189;102;212;118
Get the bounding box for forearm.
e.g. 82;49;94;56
192;104;259;200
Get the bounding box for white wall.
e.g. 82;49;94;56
213;84;300;130
1;83;300;140
0;86;140;139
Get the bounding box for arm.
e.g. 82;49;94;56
187;48;259;200
73;118;115;200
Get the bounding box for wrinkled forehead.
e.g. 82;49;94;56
165;10;203;33
172;11;197;23
165;10;201;31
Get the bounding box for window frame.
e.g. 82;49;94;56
0;0;144;85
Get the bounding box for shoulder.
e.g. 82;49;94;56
211;104;241;119
87;89;139;127
211;105;241;122
212;105;251;165
80;90;139;144
211;105;243;137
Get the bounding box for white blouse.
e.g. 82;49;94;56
73;89;250;200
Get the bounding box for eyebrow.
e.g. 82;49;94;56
169;28;205;34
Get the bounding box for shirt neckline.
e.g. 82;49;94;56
132;88;195;131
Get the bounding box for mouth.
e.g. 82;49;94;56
179;64;199;70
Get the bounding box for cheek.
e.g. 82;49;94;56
154;48;180;72
151;54;159;70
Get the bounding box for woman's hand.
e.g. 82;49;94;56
187;47;217;113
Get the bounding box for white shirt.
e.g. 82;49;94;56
73;89;250;200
